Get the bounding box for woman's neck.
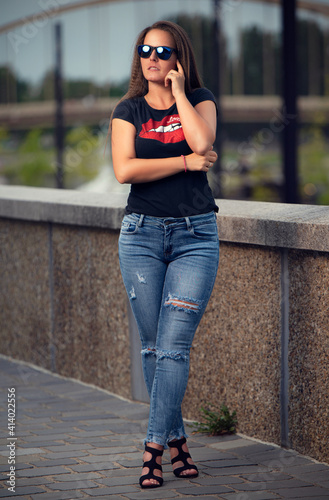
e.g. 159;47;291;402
145;83;175;110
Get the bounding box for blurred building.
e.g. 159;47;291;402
0;0;328;202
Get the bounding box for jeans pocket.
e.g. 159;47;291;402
191;220;218;240
120;217;139;235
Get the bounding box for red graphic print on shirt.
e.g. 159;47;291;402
139;114;184;144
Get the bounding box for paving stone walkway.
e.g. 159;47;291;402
0;356;329;500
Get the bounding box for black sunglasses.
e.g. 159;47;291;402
137;44;177;61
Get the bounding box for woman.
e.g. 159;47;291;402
111;20;219;488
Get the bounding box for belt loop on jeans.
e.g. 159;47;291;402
138;214;145;227
185;217;192;231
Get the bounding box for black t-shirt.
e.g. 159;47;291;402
112;87;219;217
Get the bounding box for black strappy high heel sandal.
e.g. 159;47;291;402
139;444;164;488
168;437;199;478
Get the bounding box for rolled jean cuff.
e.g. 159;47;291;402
144;434;168;449
144;429;189;449
167;429;189;444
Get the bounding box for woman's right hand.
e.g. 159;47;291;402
185;149;218;172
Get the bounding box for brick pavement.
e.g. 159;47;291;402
0;356;328;499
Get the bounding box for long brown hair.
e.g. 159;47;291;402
107;21;203;137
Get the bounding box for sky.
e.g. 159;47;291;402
0;0;328;87
0;0;214;85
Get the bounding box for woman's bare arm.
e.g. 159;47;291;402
111;118;217;184
165;61;217;155
175;98;217;155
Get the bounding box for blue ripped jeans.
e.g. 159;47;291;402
118;211;219;447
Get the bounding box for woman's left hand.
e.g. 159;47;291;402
165;60;185;98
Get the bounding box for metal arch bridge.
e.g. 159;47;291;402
0;0;328;128
0;0;329;35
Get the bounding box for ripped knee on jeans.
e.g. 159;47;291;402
164;293;202;313
141;347;188;362
141;346;156;357
157;349;189;362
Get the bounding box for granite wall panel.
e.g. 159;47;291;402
51;224;131;399
0;219;52;369
183;242;282;445
288;250;329;463
2;204;329;463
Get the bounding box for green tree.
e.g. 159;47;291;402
297;19;325;96
242;26;263;95
35;69;54;101
4;129;54;186
0;66;31;103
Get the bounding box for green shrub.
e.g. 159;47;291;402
192;403;237;436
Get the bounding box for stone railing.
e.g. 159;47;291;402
0;185;328;465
